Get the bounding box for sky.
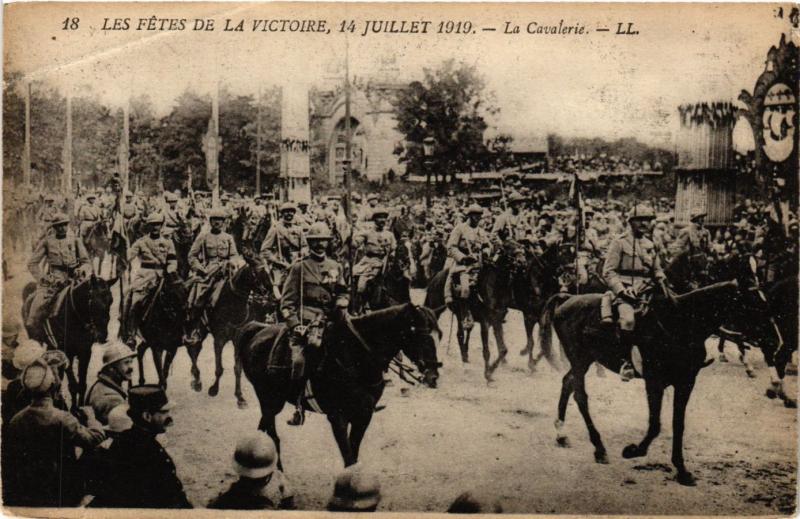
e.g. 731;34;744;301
4;2;796;148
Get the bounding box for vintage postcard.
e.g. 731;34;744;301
1;2;797;516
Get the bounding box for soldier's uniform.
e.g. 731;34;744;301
77;197;103;239
601;205;666;350
260;202;305;290
124;213;178;342
444;205;490;305
280;222;348;417
25;215;90;335
577;210;602;285
35;196;59;242
491;192;528;241
243;201;267;242
122;193;139;228
187;210;239;307
672;209;712;258
353;208;397;294
162;193;184;239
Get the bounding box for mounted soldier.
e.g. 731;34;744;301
162;192;185;240
123;213;178;346
121;190;140;236
491;192;528;241
576;206;603;286
25;214;91;339
280;221;349;426
443;204;491;326
36;193;59;241
260;201;305;293
184;208;240;344
600;204;669;381
77;193;103;241
672;208;712;257
352;207;396;303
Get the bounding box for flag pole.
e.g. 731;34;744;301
344;35;355;302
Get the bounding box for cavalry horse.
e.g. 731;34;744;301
185;248;275;408
82;220;112;274
236;303;441;470
537;258;767;486
351;241;413;315
22;276;113;409
425;240;516;382
128;271;189;390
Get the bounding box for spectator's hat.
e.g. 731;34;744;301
279;201;297;213
87;193;97;200
146;213;164;225
367;193;379;202
208;207;227;220
328;464;381;511
101;342;136;371
128;384;174;413
306;222;332;241
13;340;45;370
371;207;389;220
165;192;178;203
352;193;362;202
107;404;133;433
690;208;707;222
51;213;70;227
232;433;278;479
21;358;56;395
509;192;525;204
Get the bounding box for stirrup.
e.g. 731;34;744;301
619;360;636;382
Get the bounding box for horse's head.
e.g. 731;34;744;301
398;304;442;388
82;274;113;343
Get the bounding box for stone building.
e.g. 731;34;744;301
309;73;407;185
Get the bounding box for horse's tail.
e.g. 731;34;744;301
538;293;571;370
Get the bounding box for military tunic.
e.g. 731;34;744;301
353;228;397;276
77;203;103;238
492;210;528;241
446;222;489;265
280;255;348;327
127;235;178;306
260;221;305;267
86;373;128;425
671;223;712;257
162;207;185;237
603;232;664;296
187;230;238;306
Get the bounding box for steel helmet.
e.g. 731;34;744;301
466;204;484;216
165;192;178;203
370;207;389;220
44;193;56;202
279;201;298;213
306;222;332;240
51;213;70;227
100;342;136;371
232;433;278;479
13;340;46;370
627;204;655;221
508;191;525;203
367;193;379;202
86;193;97;200
690;208;708;222
208;207;228;219
146;213;165;225
21;358;56;395
328;465;381;511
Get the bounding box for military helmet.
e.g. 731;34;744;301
51;213;70;227
627;204;655;221
690;208;708;222
208;207;227;220
328;465;381;512
123;190;133;197
44;193;56;202
352;193;362;202
367;193;379;202
21;358;57;396
306;222;332;240
146;213;165;225
279;201;298;213
86;193;97;200
508;191;525;203
371;207;389;220
101;342;136;371
232;433;278;479
165;192;178;203
466;204;484;216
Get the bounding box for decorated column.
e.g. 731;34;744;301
280;83;311;203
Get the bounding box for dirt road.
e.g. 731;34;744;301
4;263;797;514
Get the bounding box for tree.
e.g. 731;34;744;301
3;73;25;186
393;59;498;184
129;95;162;194
158;90;211;192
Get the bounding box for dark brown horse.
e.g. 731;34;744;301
537;261;765;486
22;276;113;409
236;303;441;470
425;242;516;382
351;241;413;314
186;249;275;408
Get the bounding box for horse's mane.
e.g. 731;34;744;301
350;303;440;335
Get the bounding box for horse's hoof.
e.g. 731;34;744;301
622;444;643;459
461;356;469;364
237;399;248;410
191;379;202;392
766;388;779;399
718;354;728;363
208;385;219;397
519;347;531;356
594;451;609;464
676;471;696;486
783;396;798;409
745;368;756;379
556;436;570;448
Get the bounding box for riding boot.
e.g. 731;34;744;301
619;330;637;382
600;292;614;324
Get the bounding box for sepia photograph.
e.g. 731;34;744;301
1;2;797;515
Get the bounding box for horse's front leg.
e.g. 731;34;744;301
208;335;225;397
136;341;147;385
572;364;607;463
348;407;375;464
521;311;536;357
672;378;697;486
328;413;356;467
76;350;91;408
623;377;664;459
479;321;492;382
186;341;203;392
491;315;508;363
234;348;247;409
64;357;80;412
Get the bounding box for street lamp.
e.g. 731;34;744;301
422;136;436;208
